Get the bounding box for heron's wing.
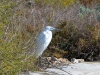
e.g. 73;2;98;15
36;31;46;43
34;31;47;57
34;30;52;57
35;31;46;50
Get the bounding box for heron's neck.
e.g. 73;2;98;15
44;29;52;35
44;29;50;31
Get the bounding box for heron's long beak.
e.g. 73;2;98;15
53;28;60;31
56;28;60;31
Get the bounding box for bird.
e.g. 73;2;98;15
34;26;59;58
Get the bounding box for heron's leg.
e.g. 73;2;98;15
37;56;42;69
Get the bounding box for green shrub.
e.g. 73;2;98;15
0;0;39;74
43;3;100;61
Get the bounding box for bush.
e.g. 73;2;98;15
0;0;39;74
43;3;100;61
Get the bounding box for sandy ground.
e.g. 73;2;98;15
22;62;100;75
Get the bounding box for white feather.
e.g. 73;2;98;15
34;26;58;58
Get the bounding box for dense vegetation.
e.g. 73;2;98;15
43;0;100;61
0;0;100;74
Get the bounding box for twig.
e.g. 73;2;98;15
54;65;72;75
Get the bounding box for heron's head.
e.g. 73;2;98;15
45;26;59;31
